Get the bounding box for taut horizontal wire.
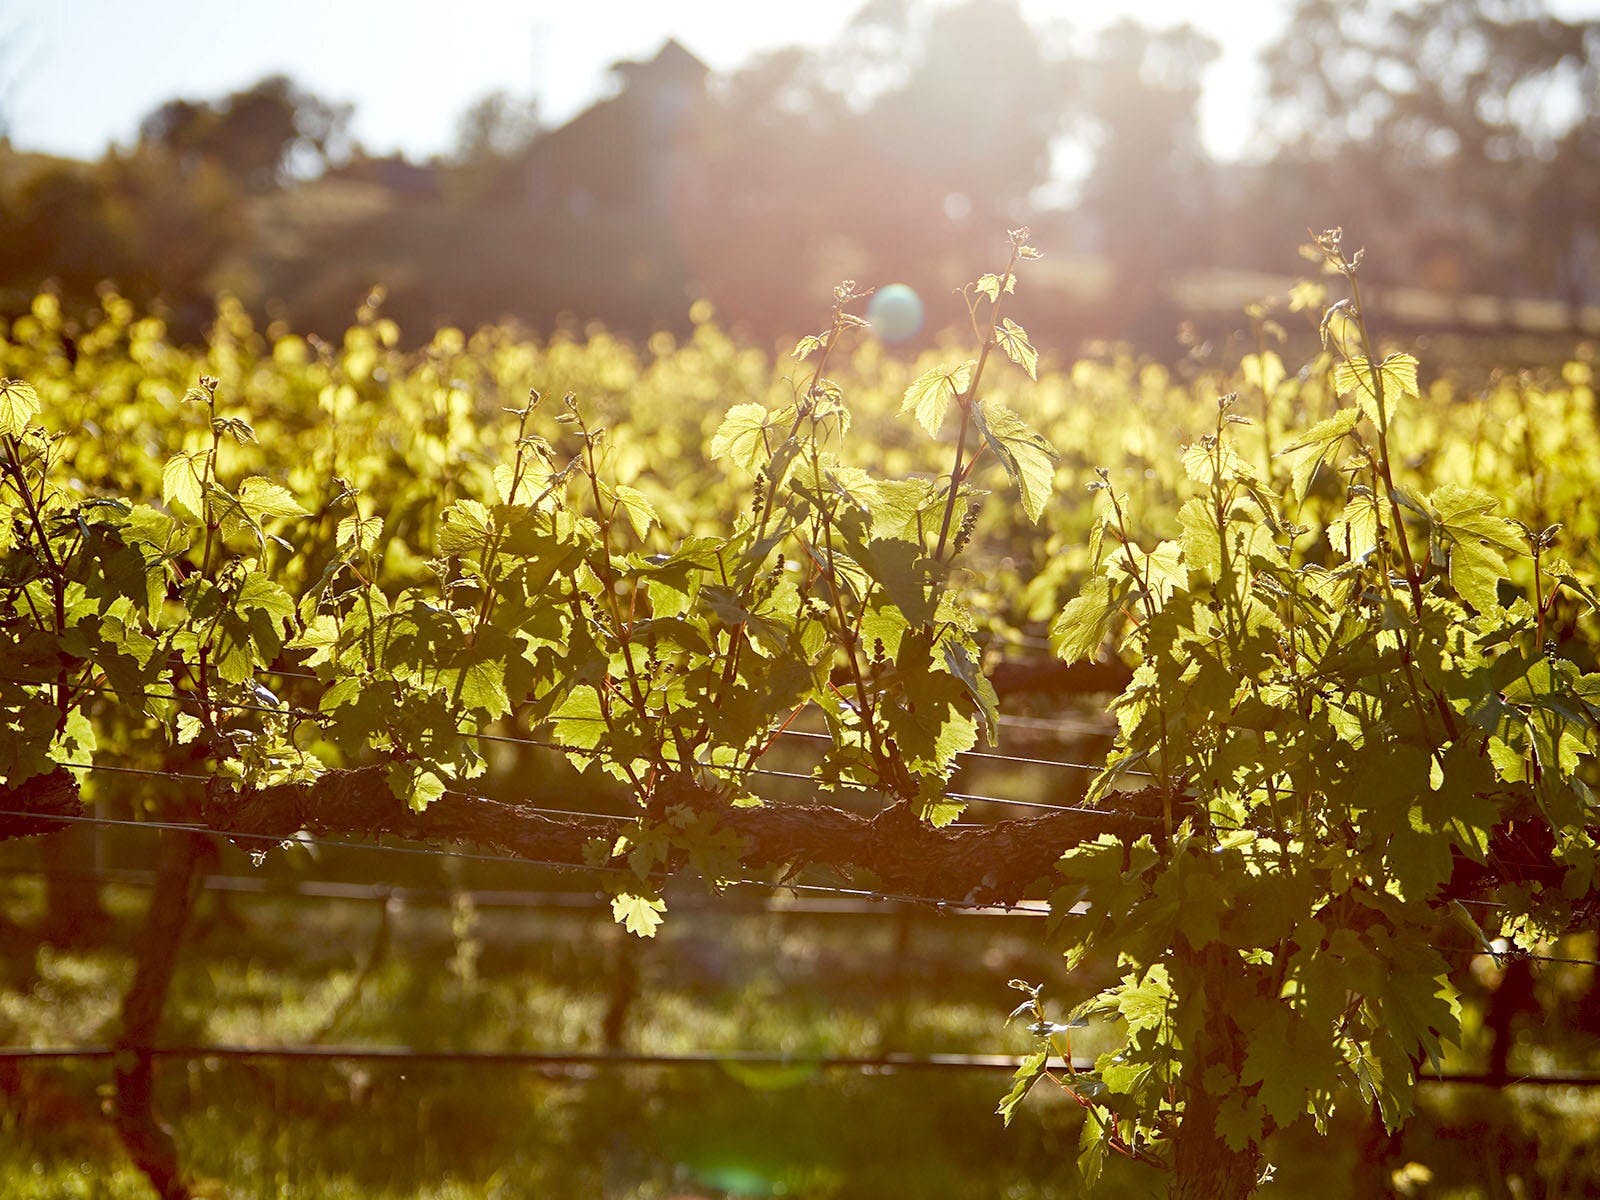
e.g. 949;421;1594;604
0;1045;1092;1072
4;676;1141;818
774;728;1125;776
9;668;1142;780
2;1044;1596;1088
0;864;1052;918
0;803;622;876
2;813;1587;958
0;799;1052;913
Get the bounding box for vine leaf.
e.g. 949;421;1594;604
918;791;967;828
0;378;40;436
388;761;446;812
162;451;207;519
995;318;1038;380
1050;576;1115;664
1276;407;1361;502
974;272;1015;302
943;640;998;746
448;654;511;719
1428;484;1519;612
611;892;666;938
882;631;978;775
1214;1094;1263;1152
1334;353;1420;423
1327;493;1380;560
550;685;607;757
900;360;974;436
338;512;384;554
710;403;781;473
238;476;312;522
438;499;494;553
996;1050;1047;1125
612;484;657;539
1240;1012;1308;1127
206;572;295;683
1114;964;1173;1032
972;399;1057;523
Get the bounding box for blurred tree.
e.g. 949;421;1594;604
448;89;543;203
0;146;242;316
0;36;14;142
137;98;211;165
861;0;1074;221
1260;0;1600;300
676;0;1076;336
0;161;130;298
139;75;352;191
1526;113;1600;317
453;90;542;165
102;148;244;300
1074;20;1219;335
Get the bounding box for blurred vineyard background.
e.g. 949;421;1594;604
1;0;1599;352
3;0;1600;1197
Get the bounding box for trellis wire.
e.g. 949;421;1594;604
1;672;1149;785
0;862;1054;919
0;801;1053;914
2;828;1590;963
2;675;1150;819
1;1044;1595;1089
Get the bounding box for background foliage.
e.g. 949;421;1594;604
2;0;1598;344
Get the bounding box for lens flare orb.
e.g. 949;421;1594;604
867;283;924;344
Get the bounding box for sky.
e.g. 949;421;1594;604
4;0;1598;166
3;0;1282;162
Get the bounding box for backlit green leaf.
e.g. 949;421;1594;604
1050;576;1115;663
439;499;495;554
972;398;1056;523
710;403;779;472
1276;407;1361;502
238;476;311;522
995;318;1038;380
0;378;40;437
611;892;666;938
162;450;207;518
900;360;974;437
1333;353;1420;424
996;1051;1047;1126
612;484;657;540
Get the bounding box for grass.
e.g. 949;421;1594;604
2;850;1599;1198
0;866;1120;1199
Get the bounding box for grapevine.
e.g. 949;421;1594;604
2;232;1598;1197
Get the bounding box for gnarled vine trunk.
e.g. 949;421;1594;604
1170;944;1263;1200
111;829;206;1200
1172;1086;1262;1200
38;824;112;946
